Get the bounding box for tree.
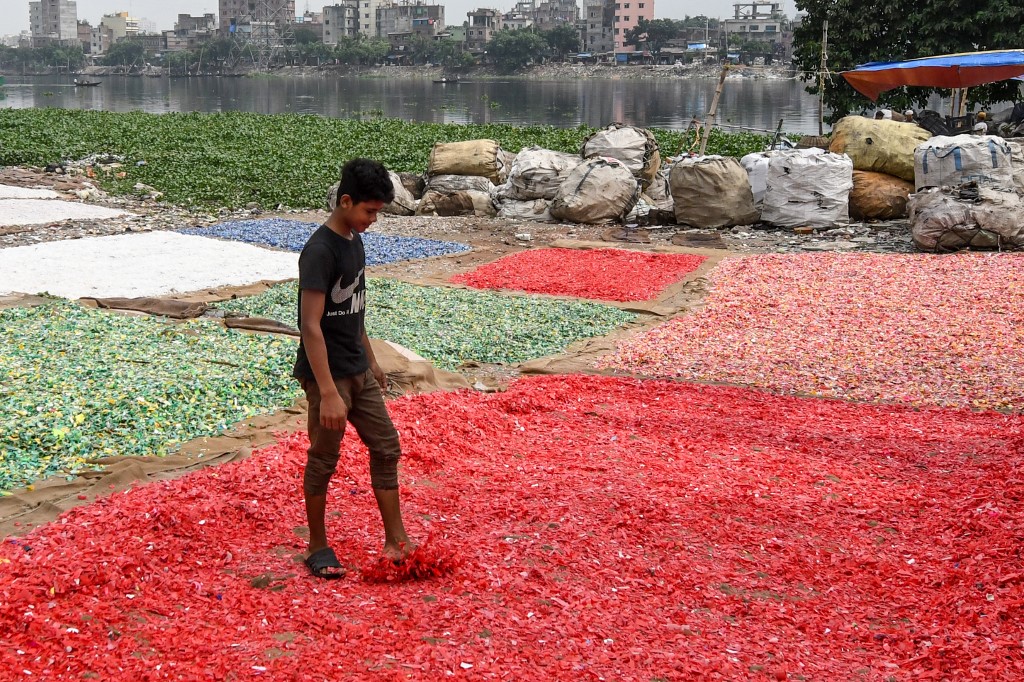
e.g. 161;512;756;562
623;18;680;55
486;29;548;73
292;27;321;45
101;40;145;71
793;0;1024;123
544;25;580;61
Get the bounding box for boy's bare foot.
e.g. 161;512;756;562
382;540;417;563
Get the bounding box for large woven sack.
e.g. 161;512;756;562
427;174;495;194
550;157;640;224
849;171;913;220
498;198;554;222
914;135;1016;191
501;146;582;200
416;189;496;217
670;156;759;229
1009;140;1024;194
829;116;931;182
909;184;1024;251
328;171;416;216
762;149;853;228
429;139;510;184
582;124;661;187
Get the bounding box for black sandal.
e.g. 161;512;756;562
304;547;345;580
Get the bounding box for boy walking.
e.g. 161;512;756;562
294;158;413;579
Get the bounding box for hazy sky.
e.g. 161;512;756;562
1;0;782;37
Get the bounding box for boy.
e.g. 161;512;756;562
294;158;413;579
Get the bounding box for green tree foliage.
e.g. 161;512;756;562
543;25;581;61
794;0;1024;123
291;27;321;45
623;18;680;55
486;29;548;72
101;40;145;70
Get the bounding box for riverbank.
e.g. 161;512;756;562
59;60;796;82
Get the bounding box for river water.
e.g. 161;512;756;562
2;73;830;134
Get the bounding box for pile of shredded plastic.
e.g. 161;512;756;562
3;375;1021;680
0;301;298;492
600;252;1024;411
450;247;707;301
180;219;470;265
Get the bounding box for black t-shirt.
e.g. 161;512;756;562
292;224;369;380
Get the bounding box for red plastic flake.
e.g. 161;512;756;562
1;375;1021;680
449;247;707;302
601;252;1024;411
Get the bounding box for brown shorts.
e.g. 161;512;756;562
300;369;401;495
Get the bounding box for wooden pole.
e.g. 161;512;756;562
699;65;728;156
818;20;828;136
958;87;969;117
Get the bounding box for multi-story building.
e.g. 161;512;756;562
465;8;501;56
29;0;79;46
89;25;111;54
163;13;218;51
76;19;90;52
722;2;791;60
219;0;296;38
324;2;360;44
351;0;384;37
100;12;140;43
377;2;445;42
535;0;578;32
582;0;655;55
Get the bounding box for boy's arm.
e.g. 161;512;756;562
301;289;347;431
363;330;387;393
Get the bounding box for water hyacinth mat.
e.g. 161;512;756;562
600;252;1024;411
3;375;1022;680
179;219;471;264
0;301;299;493
449;247;708;302
217;279;635;370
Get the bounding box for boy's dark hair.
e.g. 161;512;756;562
337;158;395;205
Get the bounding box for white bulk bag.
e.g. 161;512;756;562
762;149;854;228
740;152;773;209
914;135;1016;191
502;147;582;200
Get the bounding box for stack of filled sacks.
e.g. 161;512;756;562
413;139;514;217
827;116;929;220
909;134;1024;251
491;124;660;225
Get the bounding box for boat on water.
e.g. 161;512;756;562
73;79;101;87
433;76;460;84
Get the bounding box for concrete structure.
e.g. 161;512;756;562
324;2;360;43
89;25;111;54
377;2;445;42
582;0;654;55
465;8;501;55
76;20;91;52
722;2;791;60
353;0;384;36
219;0;296;37
165;13;218;51
29;0;79;46
535;0;578;32
100;12;140;43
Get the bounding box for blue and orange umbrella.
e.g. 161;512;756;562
841;49;1024;101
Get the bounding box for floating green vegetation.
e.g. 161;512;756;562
0;109;769;209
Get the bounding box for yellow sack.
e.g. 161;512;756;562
829;116;931;182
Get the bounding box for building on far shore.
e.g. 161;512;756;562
465;8;501;57
582;0;655;58
324;2;360;44
29;0;79;46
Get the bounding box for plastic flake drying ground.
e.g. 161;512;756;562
0;198;127;227
449;247;708;302
600;252;1024;411
179;219;471;264
2;375;1021;680
0;301;299;492
217;280;635;370
0;231;298;299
